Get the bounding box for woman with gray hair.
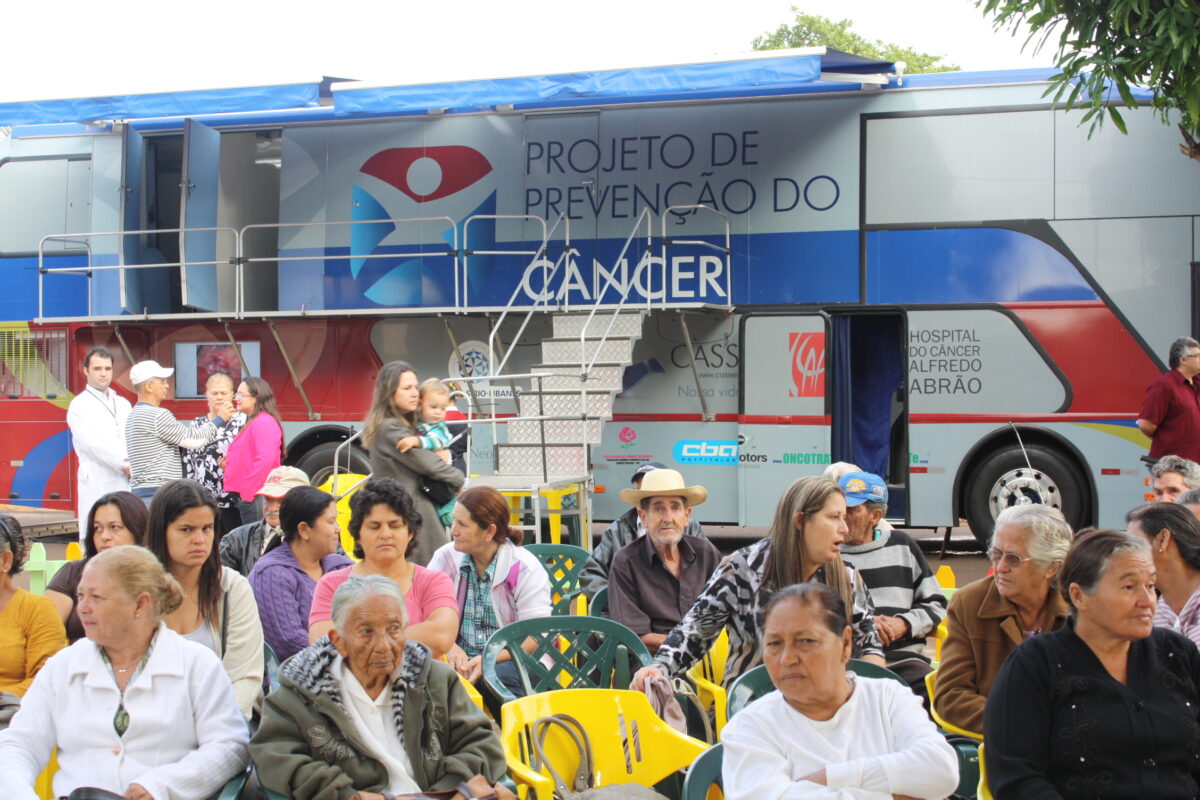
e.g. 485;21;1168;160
1127;501;1200;646
934;504;1073;735
251;575;509;800
984;529;1200;798
0;545;249;800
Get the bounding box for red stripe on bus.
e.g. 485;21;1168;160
910;467;929;473
909;413;1137;424
609;414;830;424
1100;468;1121;475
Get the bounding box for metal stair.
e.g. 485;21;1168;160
493;310;645;478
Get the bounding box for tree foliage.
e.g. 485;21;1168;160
752;9;960;74
978;0;1200;160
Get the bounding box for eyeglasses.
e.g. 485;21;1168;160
987;548;1037;569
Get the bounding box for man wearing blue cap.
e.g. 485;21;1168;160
580;462;706;601
837;471;946;693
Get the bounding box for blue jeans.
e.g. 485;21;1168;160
132;486;157;507
237;495;264;525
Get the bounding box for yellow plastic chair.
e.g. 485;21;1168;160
499;688;708;800
978;742;993;799
317;473;368;559
933;618;949;665
34;749;58;800
64;541;83;561
685;629;730;737
925;670;983;741
935;564;956;590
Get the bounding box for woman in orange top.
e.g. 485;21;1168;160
0;514;66;696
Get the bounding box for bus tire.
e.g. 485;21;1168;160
964;444;1087;547
293;441;372;488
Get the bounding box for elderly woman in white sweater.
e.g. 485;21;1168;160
0;545;249;800
722;583;958;800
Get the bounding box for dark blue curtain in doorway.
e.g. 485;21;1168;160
830;315;904;479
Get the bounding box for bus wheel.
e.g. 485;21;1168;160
293;441;372;489
964;444;1087;547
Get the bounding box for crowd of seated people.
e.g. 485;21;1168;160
7;438;1200;799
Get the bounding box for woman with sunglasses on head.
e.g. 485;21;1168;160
146;480;264;719
224;376;285;526
934;503;1073;736
0;514;65;699
46;491;148;642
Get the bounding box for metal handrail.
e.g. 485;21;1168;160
579;208;657;376
37;226;240;319
241;216;460;310
481;213;570;447
661;204;734;310
331;427;366;494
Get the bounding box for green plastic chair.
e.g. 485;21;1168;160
588;587;608;618
682;743;723;800
726;664;774;719
846;658;910;686
524;543;590;615
480;616;653;704
24;543;68;595
727;659;905;718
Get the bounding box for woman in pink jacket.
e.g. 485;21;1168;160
224;377;285;524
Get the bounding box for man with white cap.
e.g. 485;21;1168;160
66;346;132;532
124;359;232;505
220;465;312;576
837;471;945;692
580;462;706;601
608;469;722;654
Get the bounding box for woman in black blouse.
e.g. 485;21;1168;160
984;529;1200;799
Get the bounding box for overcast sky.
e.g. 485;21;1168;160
5;0;1053;102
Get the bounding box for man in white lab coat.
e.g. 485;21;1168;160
66;346;132;532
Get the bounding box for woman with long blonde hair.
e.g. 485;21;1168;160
632;476;884;691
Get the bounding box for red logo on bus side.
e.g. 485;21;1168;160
789;333;825;398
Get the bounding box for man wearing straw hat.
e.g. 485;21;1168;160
580;462;706;600
608;468;722;654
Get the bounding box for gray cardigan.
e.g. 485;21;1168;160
368;417;465;566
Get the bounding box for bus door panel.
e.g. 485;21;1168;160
179;119;222;312
120;124;147;315
737;313;830;526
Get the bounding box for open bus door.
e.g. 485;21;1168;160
179;119;222;312
737;312;831;524
738;311;909;526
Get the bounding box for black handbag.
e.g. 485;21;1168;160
421;476;458;507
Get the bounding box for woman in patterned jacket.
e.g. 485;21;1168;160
633;476;884;691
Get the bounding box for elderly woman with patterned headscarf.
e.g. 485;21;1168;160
252;575;509;800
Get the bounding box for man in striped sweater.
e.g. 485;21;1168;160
837;471;946;696
125;360;232;505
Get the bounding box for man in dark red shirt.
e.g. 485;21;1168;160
1139;337;1200;464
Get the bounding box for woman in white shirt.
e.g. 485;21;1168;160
0;545;249;800
722;582;958;800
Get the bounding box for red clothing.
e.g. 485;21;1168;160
1140;368;1200;462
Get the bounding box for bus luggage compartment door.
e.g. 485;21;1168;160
737;313;830;527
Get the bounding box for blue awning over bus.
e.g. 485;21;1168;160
331;49;894;117
0;82;322;126
0;49;894;128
